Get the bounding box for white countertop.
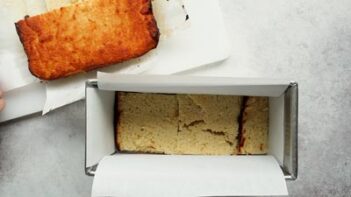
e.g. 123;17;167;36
1;0;351;196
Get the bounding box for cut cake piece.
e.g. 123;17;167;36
239;97;269;154
175;95;242;155
16;0;159;80
116;92;178;154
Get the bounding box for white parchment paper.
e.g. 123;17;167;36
0;0;38;91
92;155;288;197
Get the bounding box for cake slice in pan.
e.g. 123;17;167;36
239;96;269;154
176;95;242;155
116;92;178;154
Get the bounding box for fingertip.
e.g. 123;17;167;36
0;99;5;111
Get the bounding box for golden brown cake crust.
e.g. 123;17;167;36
15;0;159;80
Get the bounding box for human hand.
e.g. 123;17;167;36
0;90;5;111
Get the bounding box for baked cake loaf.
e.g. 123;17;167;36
16;0;159;80
176;95;241;155
238;97;269;154
116;93;268;155
116;92;178;154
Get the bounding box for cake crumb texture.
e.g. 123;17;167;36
116;93;268;155
176;95;241;155
117;92;178;154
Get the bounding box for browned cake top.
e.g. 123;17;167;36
16;0;159;80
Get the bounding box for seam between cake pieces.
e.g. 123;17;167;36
237;96;249;154
177;95;180;134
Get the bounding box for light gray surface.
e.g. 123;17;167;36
0;101;92;197
1;0;351;196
